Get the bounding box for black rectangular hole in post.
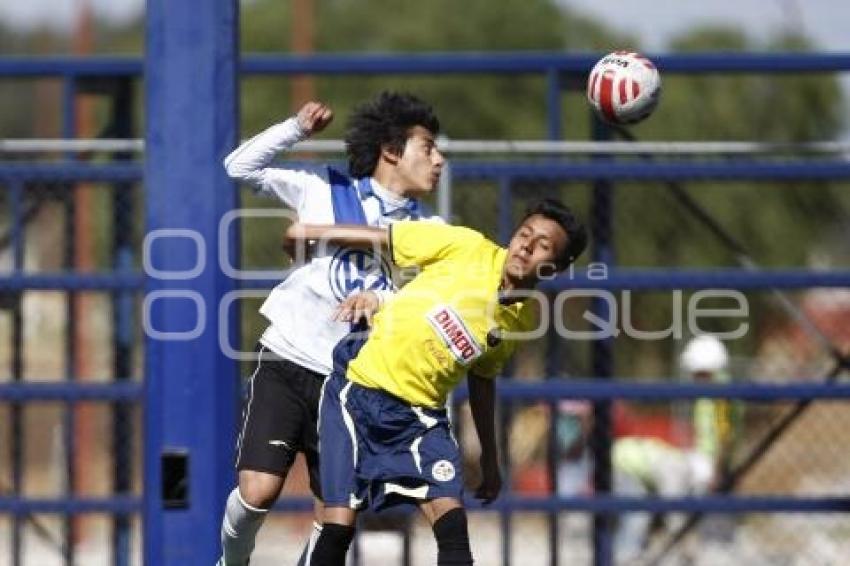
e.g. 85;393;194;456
161;449;189;509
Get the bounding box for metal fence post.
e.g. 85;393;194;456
590;115;615;566
144;0;240;563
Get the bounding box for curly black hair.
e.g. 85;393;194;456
344;91;440;178
519;199;588;268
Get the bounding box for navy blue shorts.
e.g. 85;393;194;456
319;333;463;511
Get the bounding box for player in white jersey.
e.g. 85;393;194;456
217;92;445;566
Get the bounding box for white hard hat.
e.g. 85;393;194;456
680;335;729;374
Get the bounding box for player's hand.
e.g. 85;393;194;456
475;455;502;505
333;291;381;326
296;101;334;136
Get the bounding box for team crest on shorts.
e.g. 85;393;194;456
432;460;456;482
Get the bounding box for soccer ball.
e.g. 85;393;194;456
586;51;661;125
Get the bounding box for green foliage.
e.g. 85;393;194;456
240;0;630;138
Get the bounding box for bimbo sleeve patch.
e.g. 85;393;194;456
426;305;482;365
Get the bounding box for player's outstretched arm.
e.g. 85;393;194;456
284;223;389;249
469;373;502;504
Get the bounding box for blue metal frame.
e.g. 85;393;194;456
236;269;850;292
269;494;850;513
2;48;850;566
452;380;850;402
143;1;239;564
2;52;850;77
0;382;144;402
0;497;142;515
6;178;24;565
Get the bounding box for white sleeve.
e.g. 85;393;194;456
223;117;329;211
423;214;446;224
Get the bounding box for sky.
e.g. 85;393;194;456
562;0;850;52
0;0;142;31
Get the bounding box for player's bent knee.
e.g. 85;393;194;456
432;507;473;566
238;470;286;509
310;522;355;566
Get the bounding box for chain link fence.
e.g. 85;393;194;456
0;145;144;565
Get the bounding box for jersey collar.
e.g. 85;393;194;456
357;177;421;220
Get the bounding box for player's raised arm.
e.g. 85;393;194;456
295;101;334;135
222;101;333;208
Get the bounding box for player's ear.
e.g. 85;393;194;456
380;143;401;165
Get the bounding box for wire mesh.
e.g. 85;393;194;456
0;145;144;565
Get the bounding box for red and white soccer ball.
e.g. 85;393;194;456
586;51;661;125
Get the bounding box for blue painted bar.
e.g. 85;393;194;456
0;273;143;291
234;268;850;291
467;495;850;514
4;491;845;518
450;380;850;403
0;497;142;515
5;380;846;404
0;57;142;77
222;159;850;182
269;495;850;514
2;160;849;185
144;0;239;564
241;52;850;75
11;380;846;405
0;382;144;402
0;163;143;183
538;268;850;290
450;160;850;181
1;52;849;79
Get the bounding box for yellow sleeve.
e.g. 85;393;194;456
471;303;536;379
470;341;517;379
390;221;483;268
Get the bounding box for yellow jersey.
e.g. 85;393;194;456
345;222;535;408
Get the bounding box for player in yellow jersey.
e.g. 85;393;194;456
285;199;587;566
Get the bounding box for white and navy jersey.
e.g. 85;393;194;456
224;117;441;375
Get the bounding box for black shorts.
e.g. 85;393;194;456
235;345;325;498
